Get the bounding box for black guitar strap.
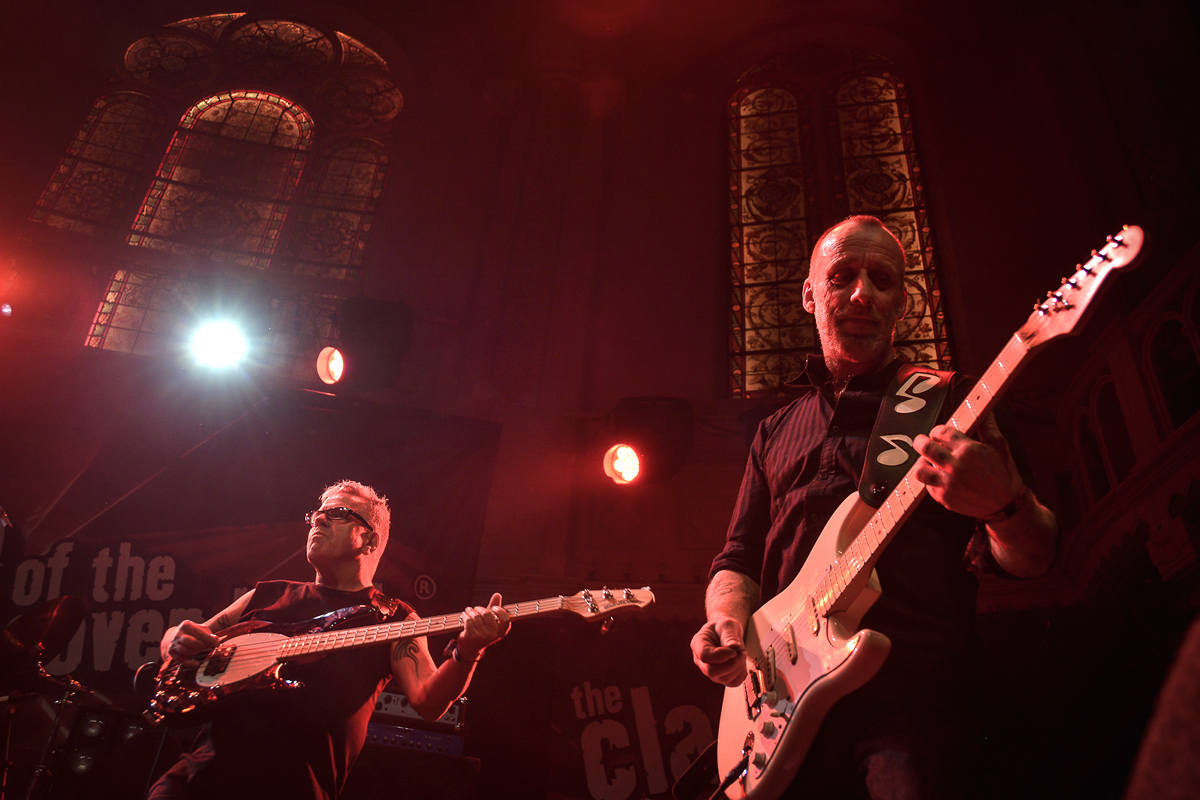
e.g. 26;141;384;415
858;362;954;508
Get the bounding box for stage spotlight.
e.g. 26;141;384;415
1;302;11;317
602;444;641;484
316;346;345;384
602;397;692;485
190;320;249;368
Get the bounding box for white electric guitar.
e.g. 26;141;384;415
714;226;1144;799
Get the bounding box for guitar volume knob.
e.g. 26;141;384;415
752;751;768;769
760;720;776;737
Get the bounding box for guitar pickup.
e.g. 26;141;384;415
201;645;236;678
761;647;777;692
783;623;798;664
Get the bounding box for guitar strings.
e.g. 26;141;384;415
168;597;610;669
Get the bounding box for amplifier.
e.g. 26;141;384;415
364;721;465;757
373;691;465;730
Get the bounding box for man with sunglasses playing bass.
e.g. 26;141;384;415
147;480;510;800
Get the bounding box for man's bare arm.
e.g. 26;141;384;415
691;570;760;687
160;589;255;664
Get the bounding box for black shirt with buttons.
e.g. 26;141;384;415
712;356;987;674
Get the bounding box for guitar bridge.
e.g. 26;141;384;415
741;648;779;719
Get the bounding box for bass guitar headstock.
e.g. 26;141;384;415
561;587;655;619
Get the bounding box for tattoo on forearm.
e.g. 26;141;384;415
392;640;419;665
213;612;235;629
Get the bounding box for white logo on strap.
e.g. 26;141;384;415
895;373;941;414
876;434;913;466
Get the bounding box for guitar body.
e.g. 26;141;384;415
717;493;891;800
149;606;380;725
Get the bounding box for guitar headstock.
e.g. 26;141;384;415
1017;225;1144;350
562;587;655;619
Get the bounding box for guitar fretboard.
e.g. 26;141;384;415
276;597;566;658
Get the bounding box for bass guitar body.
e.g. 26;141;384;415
150;607;377;725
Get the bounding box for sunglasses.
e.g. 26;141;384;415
305;507;374;532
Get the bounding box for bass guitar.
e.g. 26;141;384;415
146;586;654;725
714;226;1144;799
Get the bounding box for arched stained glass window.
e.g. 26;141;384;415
127;91;314;268
35;11;404;373
31;93;164;235
729;50;950;398
290;140;388;281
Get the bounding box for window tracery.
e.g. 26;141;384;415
729;50;950;398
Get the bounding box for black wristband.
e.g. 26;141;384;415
444;640;482;664
983;485;1031;525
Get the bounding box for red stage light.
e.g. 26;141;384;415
602;443;641;484
316;346;344;384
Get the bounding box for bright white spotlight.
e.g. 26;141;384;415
190;320;249;368
603;443;641;485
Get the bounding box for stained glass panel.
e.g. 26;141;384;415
128;92;312;268
314;71;404;129
837;75;949;371
85;268;203;354
225;20;335;84
31;94;164;234
169;13;245;39
729;84;816;398
290;140;387;281
124;31;220;91
337;32;389;71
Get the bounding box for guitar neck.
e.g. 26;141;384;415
816;336;1036;616
811;226;1144;618
276;597;564;659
